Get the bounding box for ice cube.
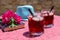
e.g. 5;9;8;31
41;11;48;16
43;14;48;16
32;16;43;21
49;12;54;15
32;17;40;21
39;16;44;21
41;11;48;13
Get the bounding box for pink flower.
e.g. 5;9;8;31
2;10;21;24
12;13;22;24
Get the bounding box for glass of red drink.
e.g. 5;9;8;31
41;10;54;28
28;15;44;36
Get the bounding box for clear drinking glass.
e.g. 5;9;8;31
28;15;44;36
41;10;54;28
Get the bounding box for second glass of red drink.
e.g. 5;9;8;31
41;10;54;28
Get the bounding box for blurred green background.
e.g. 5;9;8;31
0;0;60;15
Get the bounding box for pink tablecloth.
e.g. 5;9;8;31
0;15;60;40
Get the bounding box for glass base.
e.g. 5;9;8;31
31;32;43;36
44;24;53;28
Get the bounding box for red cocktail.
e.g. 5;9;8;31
28;16;44;36
41;10;54;28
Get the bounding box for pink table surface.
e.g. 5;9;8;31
0;15;60;40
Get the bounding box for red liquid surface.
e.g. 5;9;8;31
44;15;54;25
28;17;44;33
